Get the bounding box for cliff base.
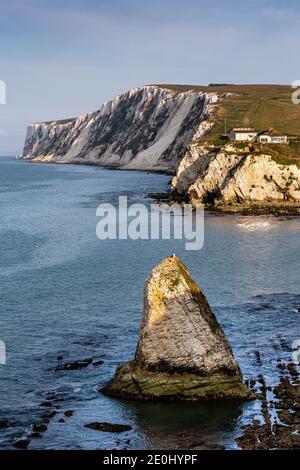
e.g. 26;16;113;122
102;362;253;401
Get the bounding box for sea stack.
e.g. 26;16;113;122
102;256;253;400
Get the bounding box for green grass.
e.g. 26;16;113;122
155;83;300;138
155;84;300;162
252;142;300;167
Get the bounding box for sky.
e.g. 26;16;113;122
0;0;300;153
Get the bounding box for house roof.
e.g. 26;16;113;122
259;129;287;137
229;127;257;133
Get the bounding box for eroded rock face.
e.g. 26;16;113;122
172;144;300;204
22;86;217;173
102;256;253;400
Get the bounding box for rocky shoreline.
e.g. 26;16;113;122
171;142;300;215
209;202;300;217
148;191;300;217
236;361;300;450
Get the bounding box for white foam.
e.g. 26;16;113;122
237;220;273;232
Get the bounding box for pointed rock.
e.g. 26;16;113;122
102;256;253;400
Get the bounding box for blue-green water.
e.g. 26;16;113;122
0;155;299;449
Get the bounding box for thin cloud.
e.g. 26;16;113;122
262;6;300;21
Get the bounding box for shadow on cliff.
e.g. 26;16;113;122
172;153;211;198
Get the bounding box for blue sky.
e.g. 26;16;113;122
0;0;300;153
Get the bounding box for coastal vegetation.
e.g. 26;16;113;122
156;84;300;142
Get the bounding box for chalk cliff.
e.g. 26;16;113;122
172;143;300;205
22;86;217;173
102;256;253;400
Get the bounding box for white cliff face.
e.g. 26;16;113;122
135;256;241;377
172;143;217;193
221;155;300;202
22;86;217;173
173;144;300;204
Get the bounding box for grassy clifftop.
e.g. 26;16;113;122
155;83;300;164
155;84;300;139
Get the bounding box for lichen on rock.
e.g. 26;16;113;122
102;256;253;401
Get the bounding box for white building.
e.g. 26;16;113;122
257;129;287;144
228;128;257;142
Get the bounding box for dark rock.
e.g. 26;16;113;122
64;410;74;417
273;423;300;449
237;365;300;450
255;350;262;365
203;444;225;450
274;377;300;401
32;423;48;433
287;363;299;380
40;401;53;408
41;410;57;420
84;422;132;433
13;439;30;449
54;358;93;371
92;360;104;366
0;419;9;429
278;409;300;425
257;374;266;387
58;419;65;423
30;432;42;439
274;400;293;410
249;379;256;389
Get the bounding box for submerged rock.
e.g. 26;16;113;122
40;410;57;420
236;363;300;449
102;256;253;401
39;401;53;408
84;422;132;433
0;419;9;429
54;358;93;371
32;423;48;434
13;438;30;449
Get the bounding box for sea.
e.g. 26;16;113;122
0;155;299;449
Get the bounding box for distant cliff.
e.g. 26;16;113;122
22;85;217;173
